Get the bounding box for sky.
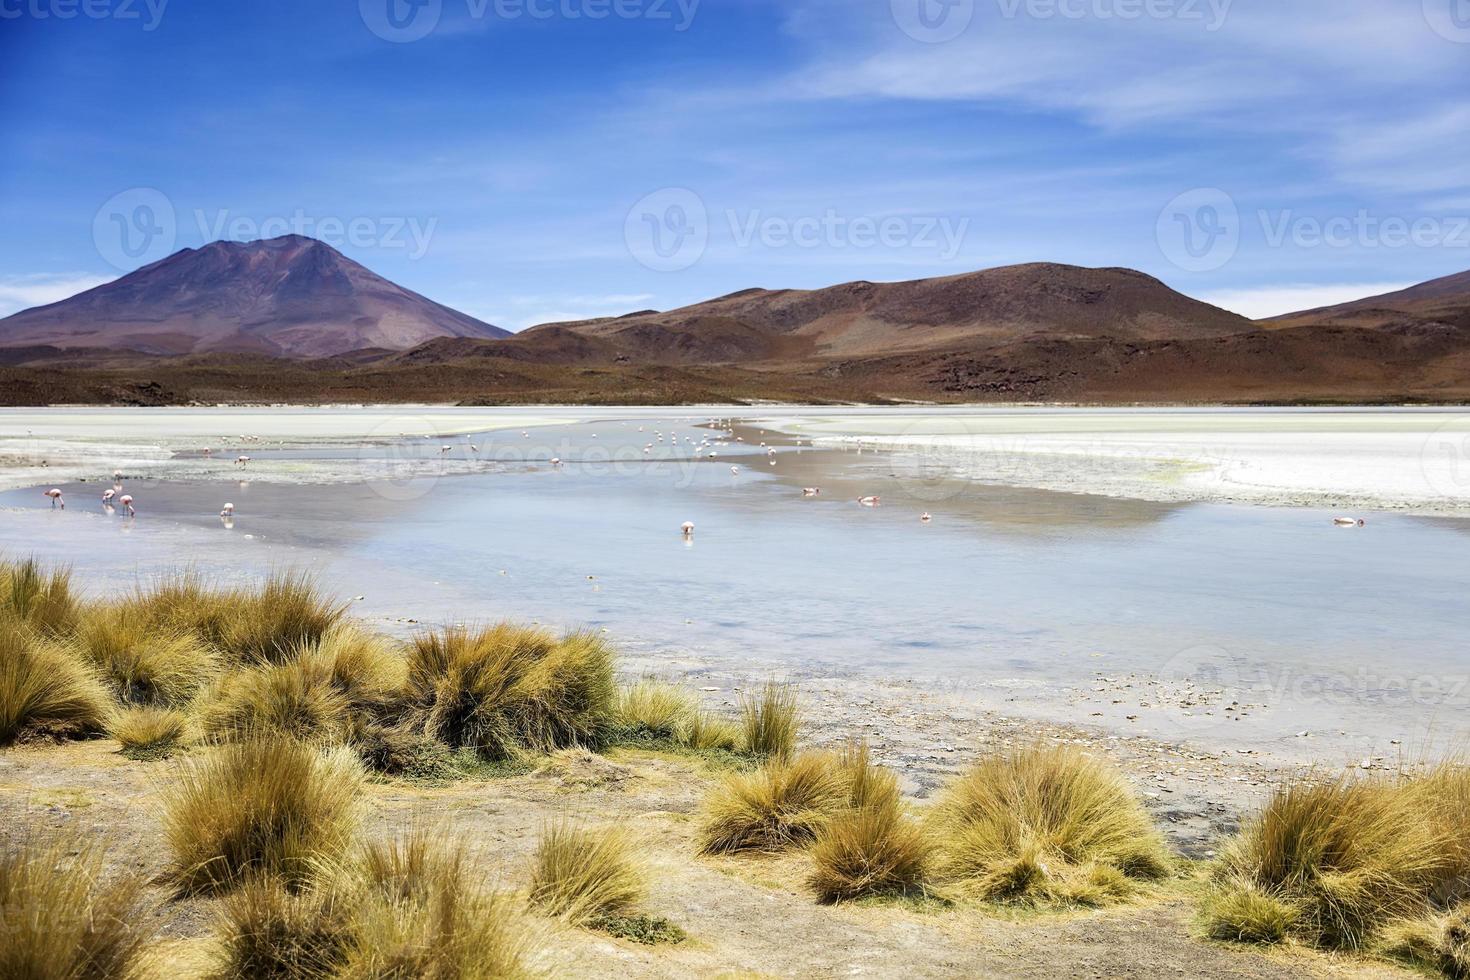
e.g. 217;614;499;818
1;0;1468;328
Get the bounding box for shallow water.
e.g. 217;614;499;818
2;408;1467;758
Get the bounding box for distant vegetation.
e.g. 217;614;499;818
1;557;1467;977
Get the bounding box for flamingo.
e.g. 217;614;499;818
101;488;116;504
202;447;212;457
858;495;881;507
220;502;235;517
920;512;933;523
235;455;251;467
440;445;452;455
802;487;821;496
1333;517;1365;527
112;469;123;482
43;488;64;509
550;457;562;467
118;494;135;516
730;465;740;475
681;521;695;538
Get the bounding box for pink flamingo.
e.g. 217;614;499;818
101;488;116;504
681;521;695;538
802;487;820;496
118;494;135;516
1333;517;1365;527
220;502;235;517
858;495;881;507
920;512;933;523
235;455;251;467
43;488;64;509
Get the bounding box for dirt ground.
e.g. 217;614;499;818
0;704;1417;979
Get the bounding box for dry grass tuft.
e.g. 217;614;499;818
1202;887;1299;944
162;737;364;894
699;751;848;854
339;831;540;979
740;680;799;759
71;603;216;707
131;571;345;665
1379;905;1470;978
1211;774;1445;950
0;558;79;637
926;743;1169;905
614;679;697;743
0;833;156;980
110;704;190;758
201;656;353;744
808;795;930;903
528;821;645;925
0;621;111;745
684;709;743;753
212;875;350;979
405;623;615;760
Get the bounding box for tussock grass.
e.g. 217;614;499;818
614;679;697;743
740;680;799;759
71;603;216;706
0;558;79;637
131;571;345;665
214;831;539;979
0;833;156;980
1379;905;1470;979
612;679;743;754
699;751;848;854
808;741;928;902
110;704;190;758
339;831;539;979
406;623;616;760
202;656;353;744
529;821;645;925
685;709;743;753
1210;773;1447;950
809;796;930;903
162;737;364;894
0;622;111;745
213;875;350;980
1408;762;1470;904
1203;887;1299;944
926;744;1169;905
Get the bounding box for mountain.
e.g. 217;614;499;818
518;263;1257;365
1267;270;1470;333
0;235;508;358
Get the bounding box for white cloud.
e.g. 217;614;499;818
1194;282;1416;321
0;274;115;318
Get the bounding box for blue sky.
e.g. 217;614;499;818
2;0;1468;327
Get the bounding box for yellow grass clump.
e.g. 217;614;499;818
130;571;345;665
926;743;1170;905
1209;773;1448;950
529;821;645;925
613;678;743;753
162;737;365;894
110;704;190;757
202;656;354;744
405;623;616;760
0;834;156;980
808;741;929;902
0;621;111;745
740;680;800;759
0;558;79;637
71;603;217;706
1378;904;1470;979
699;751;849;854
214;831;540;979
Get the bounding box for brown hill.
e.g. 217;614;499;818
522;263;1256;364
1267;270;1470;333
0;235;508;358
